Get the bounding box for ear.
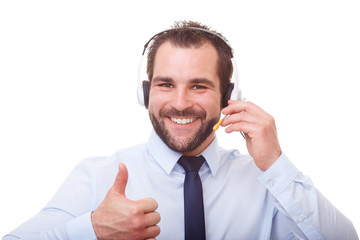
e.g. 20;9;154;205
142;80;150;109
222;83;234;108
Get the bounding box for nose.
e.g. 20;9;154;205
170;87;193;111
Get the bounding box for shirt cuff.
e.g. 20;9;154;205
66;211;97;240
257;153;300;196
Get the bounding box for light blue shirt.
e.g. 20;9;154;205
3;131;358;239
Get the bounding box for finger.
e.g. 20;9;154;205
112;162;128;196
144;225;161;239
144;211;161;226
223;100;269;118
137;197;159;213
225;121;276;142
222;111;259;127
224;121;257;135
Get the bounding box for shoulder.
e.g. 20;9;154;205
77;143;148;172
218;147;262;176
218;147;253;165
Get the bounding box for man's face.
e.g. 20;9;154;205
148;41;222;155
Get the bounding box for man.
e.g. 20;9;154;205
4;21;358;240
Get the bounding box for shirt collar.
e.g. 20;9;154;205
146;130;221;176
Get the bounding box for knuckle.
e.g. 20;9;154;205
130;217;145;230
268;115;275;124
257;124;266;133
129;204;142;216
260;114;275;129
265;117;275;130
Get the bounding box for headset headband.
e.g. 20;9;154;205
141;27;234;58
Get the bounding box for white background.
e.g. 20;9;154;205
1;0;359;236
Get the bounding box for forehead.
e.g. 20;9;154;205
153;41;220;83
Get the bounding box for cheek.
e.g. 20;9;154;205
197;94;222;116
148;91;165;113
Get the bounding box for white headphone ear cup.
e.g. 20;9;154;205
137;83;145;106
137;55;147;107
230;58;241;101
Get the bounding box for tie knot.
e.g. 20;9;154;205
178;155;205;173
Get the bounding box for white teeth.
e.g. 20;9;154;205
170;117;196;125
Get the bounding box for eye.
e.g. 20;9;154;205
159;83;173;88
192;85;207;90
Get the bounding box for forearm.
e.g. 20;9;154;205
3;208;97;240
259;154;358;239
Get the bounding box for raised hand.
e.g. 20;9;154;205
91;163;161;240
222;100;282;171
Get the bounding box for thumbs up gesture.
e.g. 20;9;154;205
91;163;161;240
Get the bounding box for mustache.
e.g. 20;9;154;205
159;107;206;118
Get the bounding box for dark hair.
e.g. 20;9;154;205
146;20;234;101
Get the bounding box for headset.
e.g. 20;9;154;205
137;27;242;109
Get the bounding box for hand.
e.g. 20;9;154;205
222;100;282;171
91;163;161;240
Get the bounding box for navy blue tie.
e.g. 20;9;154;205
178;155;206;240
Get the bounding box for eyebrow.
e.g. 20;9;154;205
152;76;216;88
190;78;216;88
152;76;173;84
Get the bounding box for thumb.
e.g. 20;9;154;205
112;162;128;196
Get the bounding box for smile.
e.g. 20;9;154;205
170;117;196;125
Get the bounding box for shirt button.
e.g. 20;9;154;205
297;216;304;223
267;180;275;187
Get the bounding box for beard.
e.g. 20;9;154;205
149;107;219;153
